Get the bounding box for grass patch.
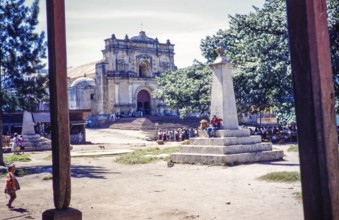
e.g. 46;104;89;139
43;175;53;181
258;171;300;183
115;147;180;165
4;154;31;164
287;145;299;152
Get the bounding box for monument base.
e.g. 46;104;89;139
42;208;82;220
170;128;284;166
23;134;52;151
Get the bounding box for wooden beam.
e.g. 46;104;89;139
46;0;71;210
286;0;339;219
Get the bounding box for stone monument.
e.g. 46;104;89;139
21;111;51;151
170;49;283;165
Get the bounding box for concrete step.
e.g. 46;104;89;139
170;150;284;166
22;135;52;151
189;136;261;146
179;143;272;155
216;129;250;137
198;129;251;138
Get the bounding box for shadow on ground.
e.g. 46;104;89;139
0;165;121;179
258;161;300;167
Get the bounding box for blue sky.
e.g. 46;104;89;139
27;0;265;68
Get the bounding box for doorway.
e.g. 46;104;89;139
137;90;151;115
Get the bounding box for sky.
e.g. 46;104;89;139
27;0;265;69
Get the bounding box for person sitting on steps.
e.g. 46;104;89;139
207;115;223;138
199;119;208;130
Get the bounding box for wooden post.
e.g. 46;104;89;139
43;0;81;219
286;0;339;219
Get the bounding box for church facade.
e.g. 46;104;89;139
91;31;177;116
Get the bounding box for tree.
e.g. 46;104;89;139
327;0;339;110
0;0;47;166
152;61;212;117
200;0;338;124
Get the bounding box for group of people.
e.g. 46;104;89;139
157;115;224;141
157;127;199;142
156;113;299;143
34;122;51;138
249;125;298;143
11;133;25;154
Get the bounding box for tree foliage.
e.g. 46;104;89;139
152;61;212;117
0;0;47;112
201;0;338;124
0;0;47;165
327;0;339;110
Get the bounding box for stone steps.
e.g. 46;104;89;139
22;135;52;151
109;116;206;131
170;150;284;166
189;136;262;146
170;128;284;166
179;143;272;155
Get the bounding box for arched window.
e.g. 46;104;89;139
139;60;150;77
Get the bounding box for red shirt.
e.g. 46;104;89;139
210;117;222;128
6;172;16;191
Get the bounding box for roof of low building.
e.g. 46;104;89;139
67;61;98;80
70;76;96;88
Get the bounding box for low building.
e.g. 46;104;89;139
2;110;89;145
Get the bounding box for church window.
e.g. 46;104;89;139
118;62;125;71
139;60;150;77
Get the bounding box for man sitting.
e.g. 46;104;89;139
207;115;223;137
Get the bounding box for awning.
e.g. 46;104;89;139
32;112;51;123
32;112;87;124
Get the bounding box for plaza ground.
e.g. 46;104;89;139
0;128;303;220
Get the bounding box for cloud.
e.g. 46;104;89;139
25;0;265;68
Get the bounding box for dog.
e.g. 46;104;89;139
98;145;105;150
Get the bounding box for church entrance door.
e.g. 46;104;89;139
137;90;151;115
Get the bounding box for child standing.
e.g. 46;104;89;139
11;133;18;154
19;135;25;152
4;165;18;208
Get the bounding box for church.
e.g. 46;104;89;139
68;31;177;118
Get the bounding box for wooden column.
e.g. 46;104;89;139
43;0;81;219
286;0;339;219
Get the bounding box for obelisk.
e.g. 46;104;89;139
21;111;36;135
209;48;239;130
170;47;283;165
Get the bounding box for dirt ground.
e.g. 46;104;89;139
0;129;303;220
